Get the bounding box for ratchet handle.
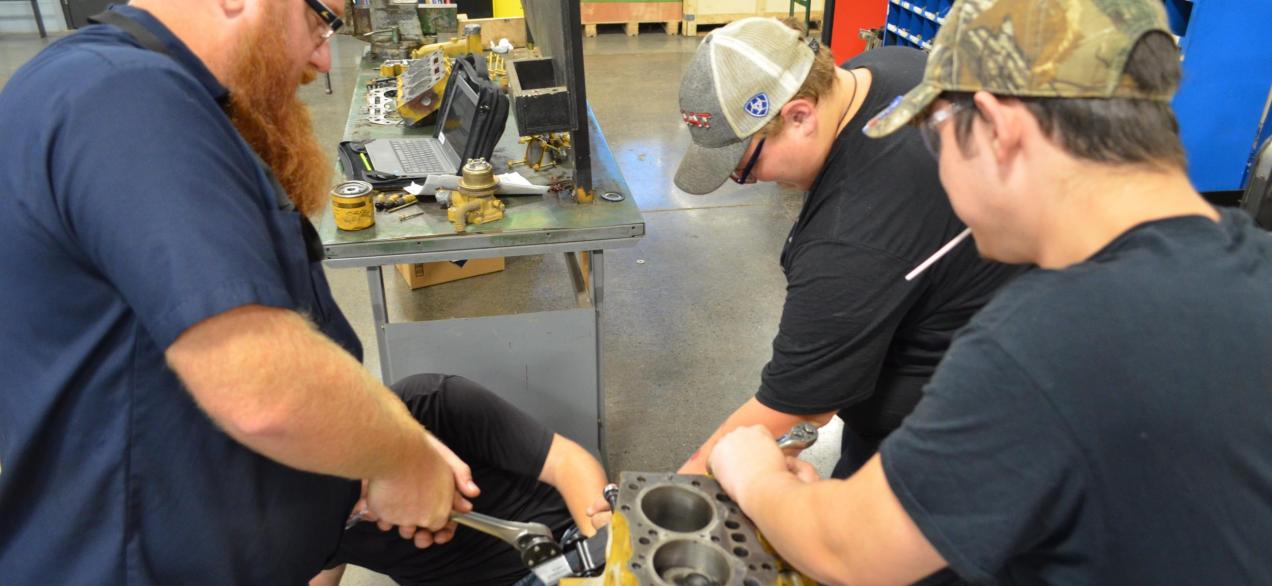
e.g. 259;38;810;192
776;422;819;450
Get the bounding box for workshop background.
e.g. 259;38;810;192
0;6;843;586
4;0;1269;584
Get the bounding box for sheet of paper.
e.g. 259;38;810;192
420;172;548;196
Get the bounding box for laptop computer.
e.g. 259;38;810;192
363;73;480;177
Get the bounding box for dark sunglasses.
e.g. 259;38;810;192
916;101;968;157
730;137;766;185
304;0;343;39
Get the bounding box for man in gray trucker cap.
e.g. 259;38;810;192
667;17;1020;485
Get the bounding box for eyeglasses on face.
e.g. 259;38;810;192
917;101;969;157
304;0;343;41
730;137;766;185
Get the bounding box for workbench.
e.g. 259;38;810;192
318;53;645;461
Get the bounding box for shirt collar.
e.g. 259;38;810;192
108;4;231;106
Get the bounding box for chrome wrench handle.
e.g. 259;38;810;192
775;422;819;450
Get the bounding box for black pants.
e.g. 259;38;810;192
327;374;573;586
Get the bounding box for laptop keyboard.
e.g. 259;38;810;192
389;140;446;174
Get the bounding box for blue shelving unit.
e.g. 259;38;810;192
881;0;1272;195
881;0;953;50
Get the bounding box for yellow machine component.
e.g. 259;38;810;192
379;62;405;77
395;50;451;126
508;132;571;172
487;51;508;86
409;29;483;60
447;159;505;233
599;511;638;586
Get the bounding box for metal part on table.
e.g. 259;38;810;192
509;132;572;172
601;473;815;586
775;422;818;451
447;158;506;232
600;191;624;202
367;83;405;126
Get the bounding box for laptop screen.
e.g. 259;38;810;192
439;76;478;164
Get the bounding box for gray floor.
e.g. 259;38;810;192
1;28;842;585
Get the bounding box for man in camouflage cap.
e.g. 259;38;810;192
707;0;1272;584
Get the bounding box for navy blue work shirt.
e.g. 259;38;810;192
0;6;361;584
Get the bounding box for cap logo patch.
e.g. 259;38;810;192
863;95;905;135
744;93;770;118
682;111;713;129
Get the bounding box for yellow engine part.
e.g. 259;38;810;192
446;159;506;233
410;31;483;60
395;72;449;125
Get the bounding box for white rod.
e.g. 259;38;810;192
905;227;972;282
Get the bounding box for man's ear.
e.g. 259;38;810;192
220;0;247;18
779;98;818;138
972;91;1024;165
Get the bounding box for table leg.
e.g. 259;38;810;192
30;0;46;38
366;266;391;383
589;249;608;472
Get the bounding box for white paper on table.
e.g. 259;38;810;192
420;172;549;196
403;181;427;196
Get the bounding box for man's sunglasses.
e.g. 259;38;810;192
304;0;344;40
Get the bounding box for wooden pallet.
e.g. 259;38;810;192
582;1;682;36
584;21;680;36
681;12;822;35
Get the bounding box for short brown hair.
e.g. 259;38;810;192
760;18;837;137
945;32;1186;171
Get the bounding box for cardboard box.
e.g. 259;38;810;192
395;257;505;289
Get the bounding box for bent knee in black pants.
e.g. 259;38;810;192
329;374;573;585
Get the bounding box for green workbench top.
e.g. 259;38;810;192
318;51;645;267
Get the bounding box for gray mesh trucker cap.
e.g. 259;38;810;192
674;17;816;195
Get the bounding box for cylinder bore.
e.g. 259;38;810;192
651;540;732;586
640;486;715;533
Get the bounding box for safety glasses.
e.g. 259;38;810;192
730;137;766;185
304;0;343;40
916;101;968;157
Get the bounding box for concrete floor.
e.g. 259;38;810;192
1;27;843;585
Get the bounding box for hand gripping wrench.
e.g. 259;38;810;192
775;422;819;450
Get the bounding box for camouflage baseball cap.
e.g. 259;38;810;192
864;0;1175;138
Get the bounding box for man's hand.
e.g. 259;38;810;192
362;430;475;549
678;398;836;475
708;425;789;508
786;456;821;484
585;495;612;531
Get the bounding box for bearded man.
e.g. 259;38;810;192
0;1;474;583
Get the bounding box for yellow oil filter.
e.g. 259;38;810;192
331;180;375;231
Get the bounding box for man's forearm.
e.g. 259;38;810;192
680;397;835;475
168;305;438;481
541;435;609;536
740;474;859;585
732;456;946;586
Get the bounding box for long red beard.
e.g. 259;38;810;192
225;22;330;217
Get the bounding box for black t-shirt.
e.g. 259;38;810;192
331;375;572;585
882;210;1272;584
756;47;1020;417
